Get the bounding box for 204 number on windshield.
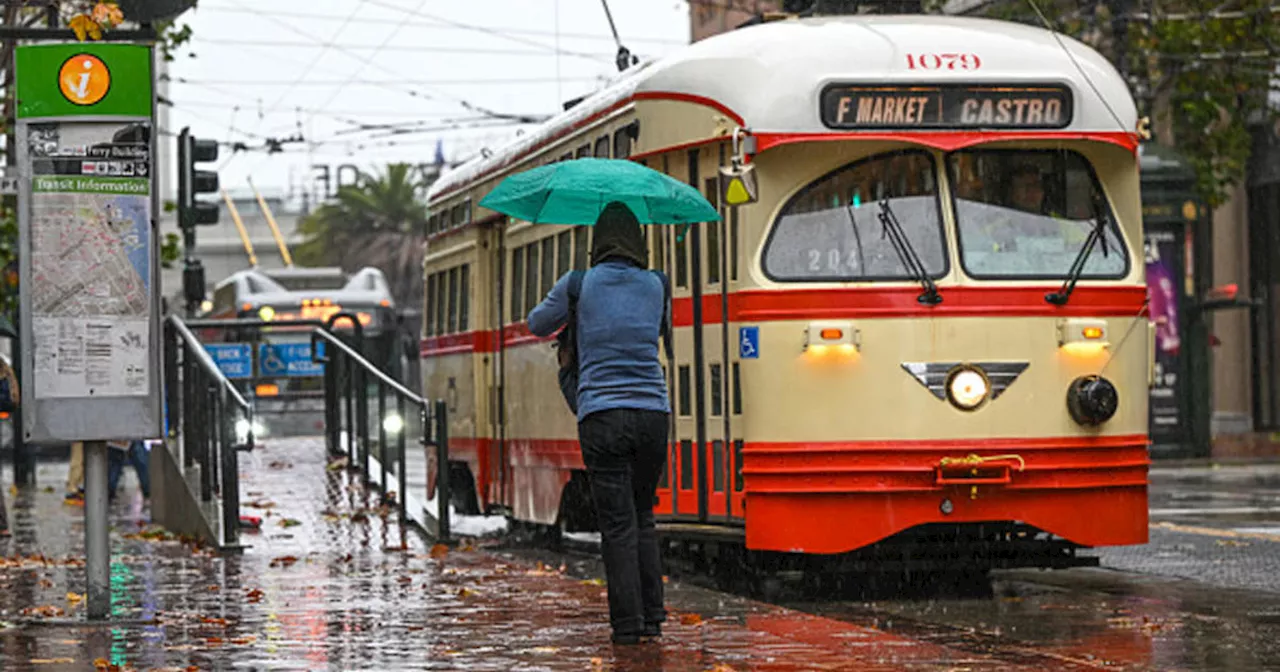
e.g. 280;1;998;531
808;248;862;273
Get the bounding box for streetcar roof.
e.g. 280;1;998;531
428;14;1136;204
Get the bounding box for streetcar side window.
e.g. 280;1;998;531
576;144;591;159
458;264;470;333
540;237;555;298
511;247;525;323
425;274;437;336
762;150;946;282
573;227;589;270
613;128;632;159
947;149;1129;280
525;242;540;318
447;267;458;334
435;268;448;335
556;231;572;278
704;177;721;286
594;135;610;158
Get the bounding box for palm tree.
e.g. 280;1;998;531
296;163;428;309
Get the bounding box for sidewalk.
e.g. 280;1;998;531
0;439;1099;671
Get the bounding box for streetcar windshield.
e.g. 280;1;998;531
948;149;1128;279
762;150;947;281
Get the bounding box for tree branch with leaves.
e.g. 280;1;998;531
975;0;1279;208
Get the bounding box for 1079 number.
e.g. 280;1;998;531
906;53;982;70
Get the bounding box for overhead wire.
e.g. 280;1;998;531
222;0;551;125
261;0;363;116
358;0;610;63
194;4;685;45
1021;0;1131;134
306;0;430;129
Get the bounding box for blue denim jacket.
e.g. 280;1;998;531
528;261;670;421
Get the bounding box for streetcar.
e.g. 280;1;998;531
421;13;1150;585
206;267;414;438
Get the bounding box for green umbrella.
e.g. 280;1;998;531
478;158;721;225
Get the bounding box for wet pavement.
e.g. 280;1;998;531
2;442;1280;670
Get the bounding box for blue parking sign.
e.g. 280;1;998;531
204;344;253;379
258;342;325;377
739;326;759;359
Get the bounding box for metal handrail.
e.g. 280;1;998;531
163;315;257;548
311;316;452;543
311;328;425;404
168;316;252;412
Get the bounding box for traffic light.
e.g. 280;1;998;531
177;126;219;229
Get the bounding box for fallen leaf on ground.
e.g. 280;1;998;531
268;461;292;470
42;486;54;493
581;578;604;586
201;616;229;626
279;518;301;528
92;658;109;669
326;457;348;471
429;544;449;559
230;635;257;644
20;605;65;618
457;587;476;598
269;555;299;568
65;592;85;604
245;589;264;603
30;659;76;665
38;578;54;588
679;613;704;626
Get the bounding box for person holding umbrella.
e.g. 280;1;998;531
485;159;718;646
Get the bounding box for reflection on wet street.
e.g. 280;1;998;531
3;442;1280;670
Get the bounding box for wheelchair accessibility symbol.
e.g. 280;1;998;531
739;326;759;359
260;346;287;375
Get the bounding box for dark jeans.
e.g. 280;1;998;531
108;441;150;499
579;408;670;636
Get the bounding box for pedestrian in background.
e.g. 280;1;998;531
0;353;19;537
528;202;672;645
65;442;84;504
106;439;150;502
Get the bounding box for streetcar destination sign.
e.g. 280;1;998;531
820;83;1073;130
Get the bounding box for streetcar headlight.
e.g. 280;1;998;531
946;368;989;410
382;413;404;435
1066;375;1118;425
235;418;251;439
258;306;275;321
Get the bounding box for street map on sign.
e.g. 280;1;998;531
27;121;151;399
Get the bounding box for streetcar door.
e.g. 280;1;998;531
482;220;509;512
697;146;737;524
654;148;737;524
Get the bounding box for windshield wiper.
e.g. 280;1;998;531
878;199;942;305
1045;213;1111;305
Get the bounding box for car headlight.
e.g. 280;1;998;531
383;413;404;435
947;368;989;410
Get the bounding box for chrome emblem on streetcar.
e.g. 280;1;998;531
901;362;1029;401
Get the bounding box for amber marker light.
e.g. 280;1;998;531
806;321;860;352
256;383;279;397
1057;318;1109;356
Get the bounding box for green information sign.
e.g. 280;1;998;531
15;43;152;119
15;42;161;444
